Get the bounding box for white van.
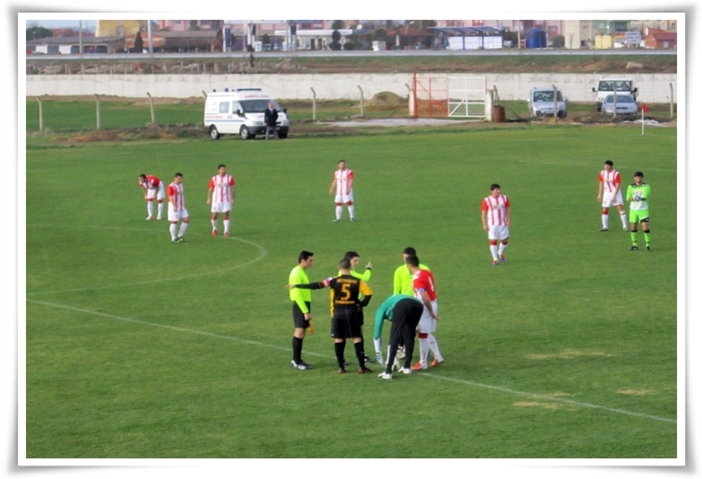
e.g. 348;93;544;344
204;88;289;140
592;78;638;112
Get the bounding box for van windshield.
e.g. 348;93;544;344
239;99;282;113
533;91;563;102
605;94;635;104
598;80;632;92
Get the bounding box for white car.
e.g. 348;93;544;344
528;87;567;118
602;94;639;116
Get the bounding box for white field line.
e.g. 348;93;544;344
27;299;677;425
25;226;268;296
27;299;326;359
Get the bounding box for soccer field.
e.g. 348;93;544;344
23;124;679;460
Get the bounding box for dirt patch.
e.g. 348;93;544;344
526;349;613;360
64;130;123;142
366;91;407;110
26;55;677;76
49;124;203;143
616;389;657;396
514;401;563;410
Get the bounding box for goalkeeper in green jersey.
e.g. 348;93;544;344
626;171;652;251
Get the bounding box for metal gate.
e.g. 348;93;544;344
448;76;487;118
412;73;486;118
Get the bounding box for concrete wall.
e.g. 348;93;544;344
25;72;677;103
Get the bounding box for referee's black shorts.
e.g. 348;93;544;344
292;301;311;329
331;307;362;339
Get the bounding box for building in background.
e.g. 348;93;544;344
95;20;146;38
643;28;677;49
155;20;222;32
26;35;123;54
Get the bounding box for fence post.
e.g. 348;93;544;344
36;97;44;134
147;92;155;125
405;83;412;117
94;94;101;130
552;84;558;120
412;73;418;118
613;87;617;119
357;85;364;118
310;87;317;121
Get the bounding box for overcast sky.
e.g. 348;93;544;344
25;19;97;31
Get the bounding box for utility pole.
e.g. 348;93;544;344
147;20;153;53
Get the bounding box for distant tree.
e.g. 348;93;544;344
502;30;519;47
330;29;342;50
372;28;387;41
551;35;565;48
406;20;436;31
332;20;345;30
26;26;53;41
189;20;200;31
262;33;270;45
134;32;144;52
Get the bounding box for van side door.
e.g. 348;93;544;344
217;101;235;134
231;101;245;133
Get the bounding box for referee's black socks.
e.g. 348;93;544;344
292;337;303;363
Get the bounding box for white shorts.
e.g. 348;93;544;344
602;190;623;208
334;190;354;204
147;184;165;201
211;201;232;214
168;205;189;222
417;300;438;334
488;225;510;241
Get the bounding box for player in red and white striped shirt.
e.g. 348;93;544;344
138;174;164;220
167;172;189;243
329;160;355;222
481;183;511;266
206;164;236;237
407;255;444;370
597;160;628;232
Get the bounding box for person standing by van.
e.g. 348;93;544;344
264;102;278;140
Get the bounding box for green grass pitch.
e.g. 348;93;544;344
24;123;678;460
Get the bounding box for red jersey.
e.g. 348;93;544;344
209;174;235;203
334;168;354;195
482;194;511;227
167;182;185;210
140;175;161;189
599;169;621;193
412;269;437;301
